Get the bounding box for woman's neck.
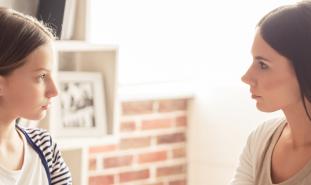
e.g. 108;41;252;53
283;102;311;148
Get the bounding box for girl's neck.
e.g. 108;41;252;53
0;119;25;171
0;120;19;146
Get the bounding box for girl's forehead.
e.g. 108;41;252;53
22;44;54;70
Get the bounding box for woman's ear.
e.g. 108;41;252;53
0;76;6;96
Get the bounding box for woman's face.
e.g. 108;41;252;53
0;43;58;120
241;29;301;112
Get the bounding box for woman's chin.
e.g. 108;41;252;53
256;104;279;112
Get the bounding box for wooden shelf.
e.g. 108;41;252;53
57;135;118;150
38;41;119;185
54;40;118;52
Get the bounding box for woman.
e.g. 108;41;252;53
231;1;311;184
0;7;72;185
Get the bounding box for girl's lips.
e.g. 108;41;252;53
42;102;51;110
41;105;49;110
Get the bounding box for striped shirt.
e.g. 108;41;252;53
16;125;72;185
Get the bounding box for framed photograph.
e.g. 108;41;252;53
53;71;107;137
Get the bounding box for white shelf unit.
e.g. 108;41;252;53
39;41;119;185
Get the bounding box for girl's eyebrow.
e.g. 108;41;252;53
32;68;51;72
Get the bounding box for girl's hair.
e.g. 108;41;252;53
257;1;311;121
0;7;54;76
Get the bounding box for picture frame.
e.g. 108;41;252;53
53;71;107;137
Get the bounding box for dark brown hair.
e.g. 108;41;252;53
0;7;54;76
257;1;311;120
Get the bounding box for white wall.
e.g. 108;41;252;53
188;84;282;185
89;0;296;86
88;0;294;184
0;0;38;15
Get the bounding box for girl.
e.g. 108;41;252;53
0;7;72;185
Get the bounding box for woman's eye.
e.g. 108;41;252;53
259;61;268;70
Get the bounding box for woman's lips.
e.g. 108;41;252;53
251;95;261;99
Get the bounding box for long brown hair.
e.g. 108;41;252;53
0;7;54;76
257;1;311;121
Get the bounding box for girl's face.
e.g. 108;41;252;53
241;29;301;112
1;43;58;120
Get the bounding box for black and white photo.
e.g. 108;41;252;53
55;71;107;137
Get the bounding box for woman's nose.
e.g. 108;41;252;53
241;73;249;84
241;68;255;86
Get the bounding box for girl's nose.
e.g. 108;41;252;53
46;78;58;98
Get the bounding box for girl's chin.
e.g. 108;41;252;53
23;111;47;121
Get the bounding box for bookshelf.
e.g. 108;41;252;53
39;41;119;185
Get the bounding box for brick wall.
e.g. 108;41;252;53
88;98;189;185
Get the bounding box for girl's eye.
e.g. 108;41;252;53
259;61;268;70
38;74;47;80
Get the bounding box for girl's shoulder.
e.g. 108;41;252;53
16;125;73;184
16;125;54;150
17;125;51;139
18;126;50;136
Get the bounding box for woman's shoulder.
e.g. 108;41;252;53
251;117;286;139
247;116;286;154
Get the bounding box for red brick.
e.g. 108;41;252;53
173;147;186;158
169;179;187;185
120;121;136;132
138;151;167;163
158;99;187;112
142;118;174;130
120;137;151;150
104;155;133;168
89;157;97;171
89;144;117;154
157;164;186;177
119;169;150;183
122;101;154;115
89;175;114;185
176;116;187;127
157;133;186;145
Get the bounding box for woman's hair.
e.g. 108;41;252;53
0;7;54;76
257;1;311;121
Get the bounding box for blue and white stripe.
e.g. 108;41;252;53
16;126;72;185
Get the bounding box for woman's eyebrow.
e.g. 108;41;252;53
254;56;272;63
